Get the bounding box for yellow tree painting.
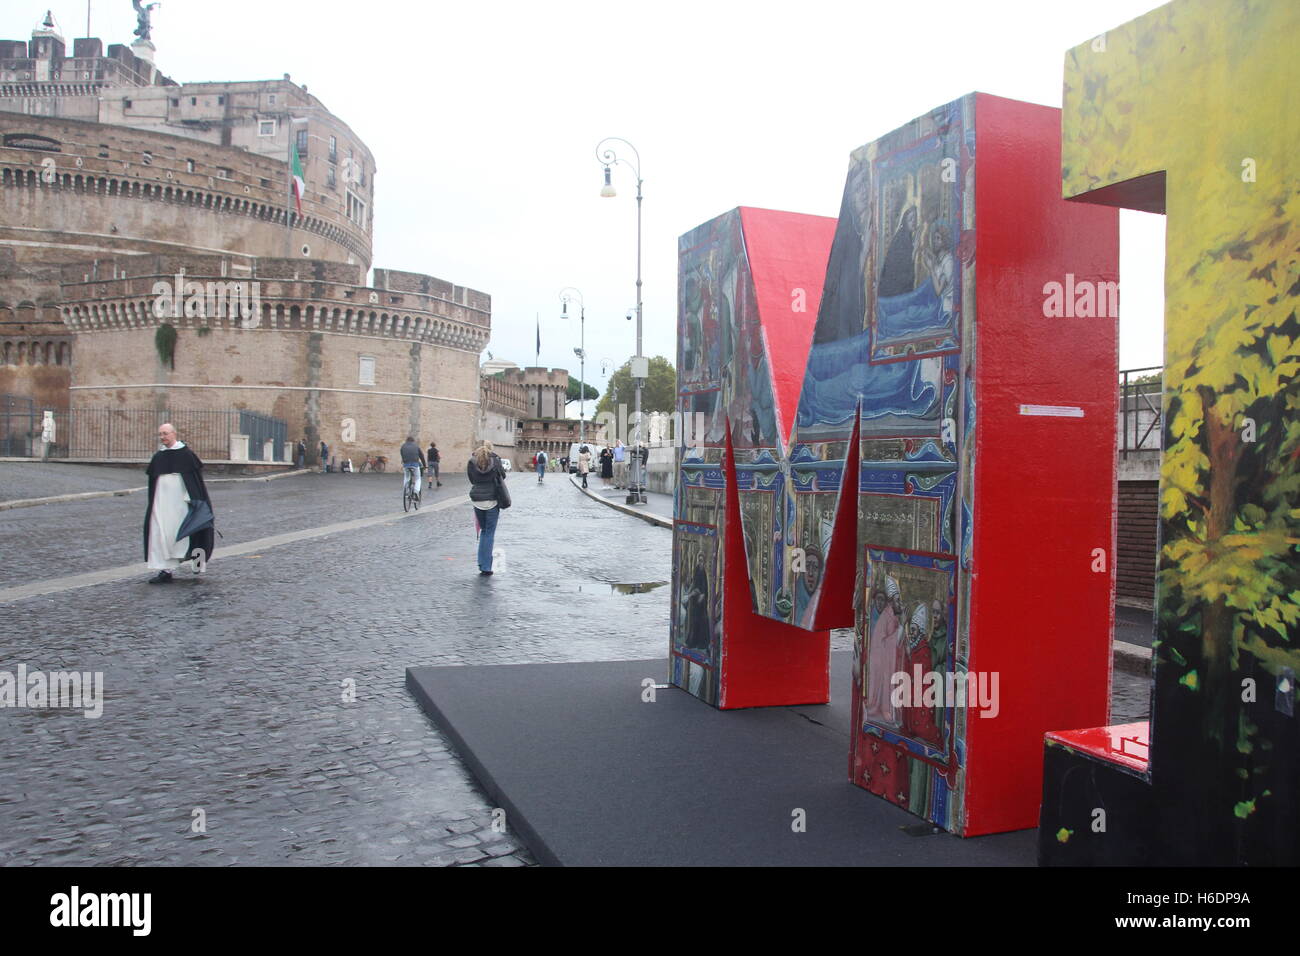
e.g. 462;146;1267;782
1063;0;1299;862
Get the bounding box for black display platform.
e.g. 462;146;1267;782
406;651;1038;866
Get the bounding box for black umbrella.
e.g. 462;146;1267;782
175;499;215;541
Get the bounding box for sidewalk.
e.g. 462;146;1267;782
0;460;309;510
569;475;672;527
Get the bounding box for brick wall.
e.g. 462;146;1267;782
1116;479;1158;607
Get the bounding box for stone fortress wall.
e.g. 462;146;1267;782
60;253;489;465
0;112;371;272
0;17;487;467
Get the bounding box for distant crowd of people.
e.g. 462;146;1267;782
531;440;648;490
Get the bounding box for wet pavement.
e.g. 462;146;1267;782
1114;605;1156;648
0;466;671;866
0;463;1149;866
0;461;147;502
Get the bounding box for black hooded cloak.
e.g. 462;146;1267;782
143;445;216;563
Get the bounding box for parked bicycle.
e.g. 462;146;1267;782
358;454;387;473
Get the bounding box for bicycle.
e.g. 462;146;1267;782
402;464;421;512
359;454;388;473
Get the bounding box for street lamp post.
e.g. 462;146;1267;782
559;288;586;446
596;137;647;504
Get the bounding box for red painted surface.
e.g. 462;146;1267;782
808;413;859;631
720;429;831;709
1047;722;1150;775
963;93;1118;834
738;207;837;450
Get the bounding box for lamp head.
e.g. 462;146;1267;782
600;166;617;198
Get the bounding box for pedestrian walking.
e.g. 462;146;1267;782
427;441;441;486
535;448;548;483
143;423;216;584
468;440;508;575
578;444;592;489
599;446;614;487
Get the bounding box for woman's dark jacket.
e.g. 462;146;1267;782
467;454;506;503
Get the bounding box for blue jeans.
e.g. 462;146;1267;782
536;462;545;480
475;505;500;571
403;463;421;496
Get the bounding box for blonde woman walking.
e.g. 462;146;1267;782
467;441;509;575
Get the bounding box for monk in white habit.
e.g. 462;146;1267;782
864;575;905;726
144;423;215;583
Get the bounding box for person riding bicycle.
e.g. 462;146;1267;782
399;436;426;498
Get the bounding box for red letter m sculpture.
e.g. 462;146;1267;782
672;94;1120;836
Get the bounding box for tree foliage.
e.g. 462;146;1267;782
1065;0;1299;855
567;379;599;403
594;356;677;416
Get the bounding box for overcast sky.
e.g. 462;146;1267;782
8;0;1168;393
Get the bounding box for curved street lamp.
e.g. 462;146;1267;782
596;137;647;503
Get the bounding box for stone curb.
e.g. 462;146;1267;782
569;475;672;529
1113;640;1153;677
0;468;312;511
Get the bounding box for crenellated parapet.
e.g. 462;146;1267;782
58;254;490;354
481;374;528;416
0;113;371;266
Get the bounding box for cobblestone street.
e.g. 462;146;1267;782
0;463;1146;866
0;465;675;866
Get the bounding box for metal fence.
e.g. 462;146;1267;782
34;408;289;462
239;410;288;461
1;394;37;457
1120;366;1163;457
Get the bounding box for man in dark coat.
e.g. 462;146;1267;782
143;423;215;584
427;441;441;486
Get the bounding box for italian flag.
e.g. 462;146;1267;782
290;141;305;216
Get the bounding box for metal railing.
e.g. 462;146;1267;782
1;394;36;457
33;407;289;462
1120;366;1163;458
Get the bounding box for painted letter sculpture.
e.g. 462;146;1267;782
673;94;1121;836
1038;0;1300;866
